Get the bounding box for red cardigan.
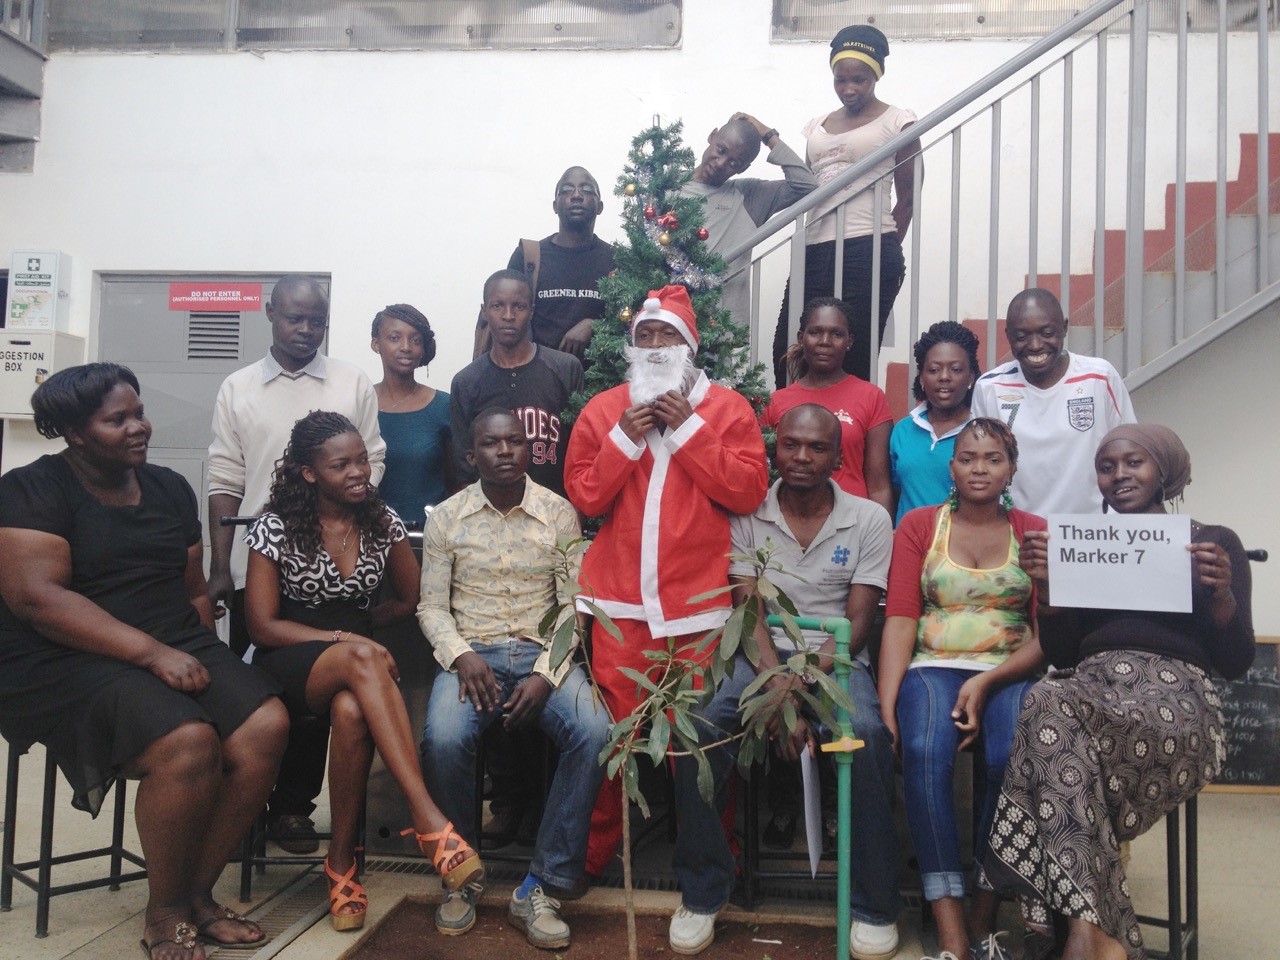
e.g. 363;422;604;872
885;505;1047;621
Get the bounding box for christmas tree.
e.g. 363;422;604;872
569;120;770;421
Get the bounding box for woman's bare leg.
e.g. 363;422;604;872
305;643;458;854
1063;917;1127;960
967;888;1003;942
188;699;289;944
930;895;971;958
324;690;375;878
125;721;222;960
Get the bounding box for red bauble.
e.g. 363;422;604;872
696;227;709;241
658;213;680;231
644;205;656;220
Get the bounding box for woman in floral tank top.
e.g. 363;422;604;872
879;418;1047;960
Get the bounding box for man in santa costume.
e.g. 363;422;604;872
564;284;768;955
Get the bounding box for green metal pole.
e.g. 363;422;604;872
767;615;859;960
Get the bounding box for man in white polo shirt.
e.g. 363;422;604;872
728;403;901;960
207;274;385;853
972;288;1135;514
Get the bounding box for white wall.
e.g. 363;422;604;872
1131;306;1280;636
1;3;1276;632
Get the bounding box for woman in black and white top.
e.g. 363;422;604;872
245;411;482;932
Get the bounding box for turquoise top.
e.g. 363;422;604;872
377;391;451;526
889;403;969;524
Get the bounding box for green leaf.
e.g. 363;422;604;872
673;708;699;743
547;616;577;671
647;712;671;765
617;666;661;695
695;753;713;805
580;600;623;643
810;670;856;715
687;584;737;604
718;604;744;661
781;697;797;733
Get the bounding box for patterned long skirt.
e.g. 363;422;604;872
984;650;1226;959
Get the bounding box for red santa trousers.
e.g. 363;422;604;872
585;617;737;875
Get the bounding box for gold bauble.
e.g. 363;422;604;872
624;182;637;196
658;231;672;246
620;307;633;322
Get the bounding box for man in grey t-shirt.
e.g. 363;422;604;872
728;403;903;960
679;113;818;326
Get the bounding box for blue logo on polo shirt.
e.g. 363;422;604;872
832;546;850;566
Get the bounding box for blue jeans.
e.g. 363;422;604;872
896;666;1034;902
421;640;609;889
675;655;902;923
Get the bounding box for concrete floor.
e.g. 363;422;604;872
2;743;1278;960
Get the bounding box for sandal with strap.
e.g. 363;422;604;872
195;903;267;950
139;921;199;959
323;857;368;932
401;822;484;891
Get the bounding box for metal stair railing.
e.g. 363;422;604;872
0;0;47;53
723;0;1275;397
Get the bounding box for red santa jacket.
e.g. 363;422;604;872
564;372;768;637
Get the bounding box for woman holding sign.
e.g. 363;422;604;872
878;417;1047;960
985;423;1254;960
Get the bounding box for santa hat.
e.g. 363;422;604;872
632;284;699;349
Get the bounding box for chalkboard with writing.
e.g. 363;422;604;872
1207;639;1280;794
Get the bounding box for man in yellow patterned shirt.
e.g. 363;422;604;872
417;409;608;950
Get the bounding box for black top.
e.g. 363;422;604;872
509;235;616;350
0;455;202;652
448;345;585;497
1040;522;1255;680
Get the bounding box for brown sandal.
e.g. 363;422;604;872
323;856;368;932
195;904;267;950
139;921;199;959
401;822;484;891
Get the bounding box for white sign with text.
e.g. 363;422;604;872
1047;513;1192;613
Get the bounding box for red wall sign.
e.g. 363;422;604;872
168;282;263;311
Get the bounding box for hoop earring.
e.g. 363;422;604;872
1001;484;1015;511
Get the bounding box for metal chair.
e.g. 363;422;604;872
1137;793;1199;960
1;744;146;937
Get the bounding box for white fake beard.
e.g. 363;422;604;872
625;344;698;405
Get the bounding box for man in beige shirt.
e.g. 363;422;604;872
417;409;607;950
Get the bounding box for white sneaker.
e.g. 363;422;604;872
668;904;718;955
850;919;900;959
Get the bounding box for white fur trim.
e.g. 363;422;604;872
608;422;646;461
634;303;697;349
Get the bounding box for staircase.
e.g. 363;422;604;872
883;132;1280;421
722;0;1277;419
0;0;46;173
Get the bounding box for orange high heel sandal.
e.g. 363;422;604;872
400;822;484;891
323;857;368;932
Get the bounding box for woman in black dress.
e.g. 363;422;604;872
985;424;1254;960
0;363;288;960
244;411;481;932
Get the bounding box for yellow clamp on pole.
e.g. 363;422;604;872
820;735;865;754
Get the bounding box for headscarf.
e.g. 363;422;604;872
1096;423;1192;503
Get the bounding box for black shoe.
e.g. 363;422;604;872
762;812;797;849
267;813;320;855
